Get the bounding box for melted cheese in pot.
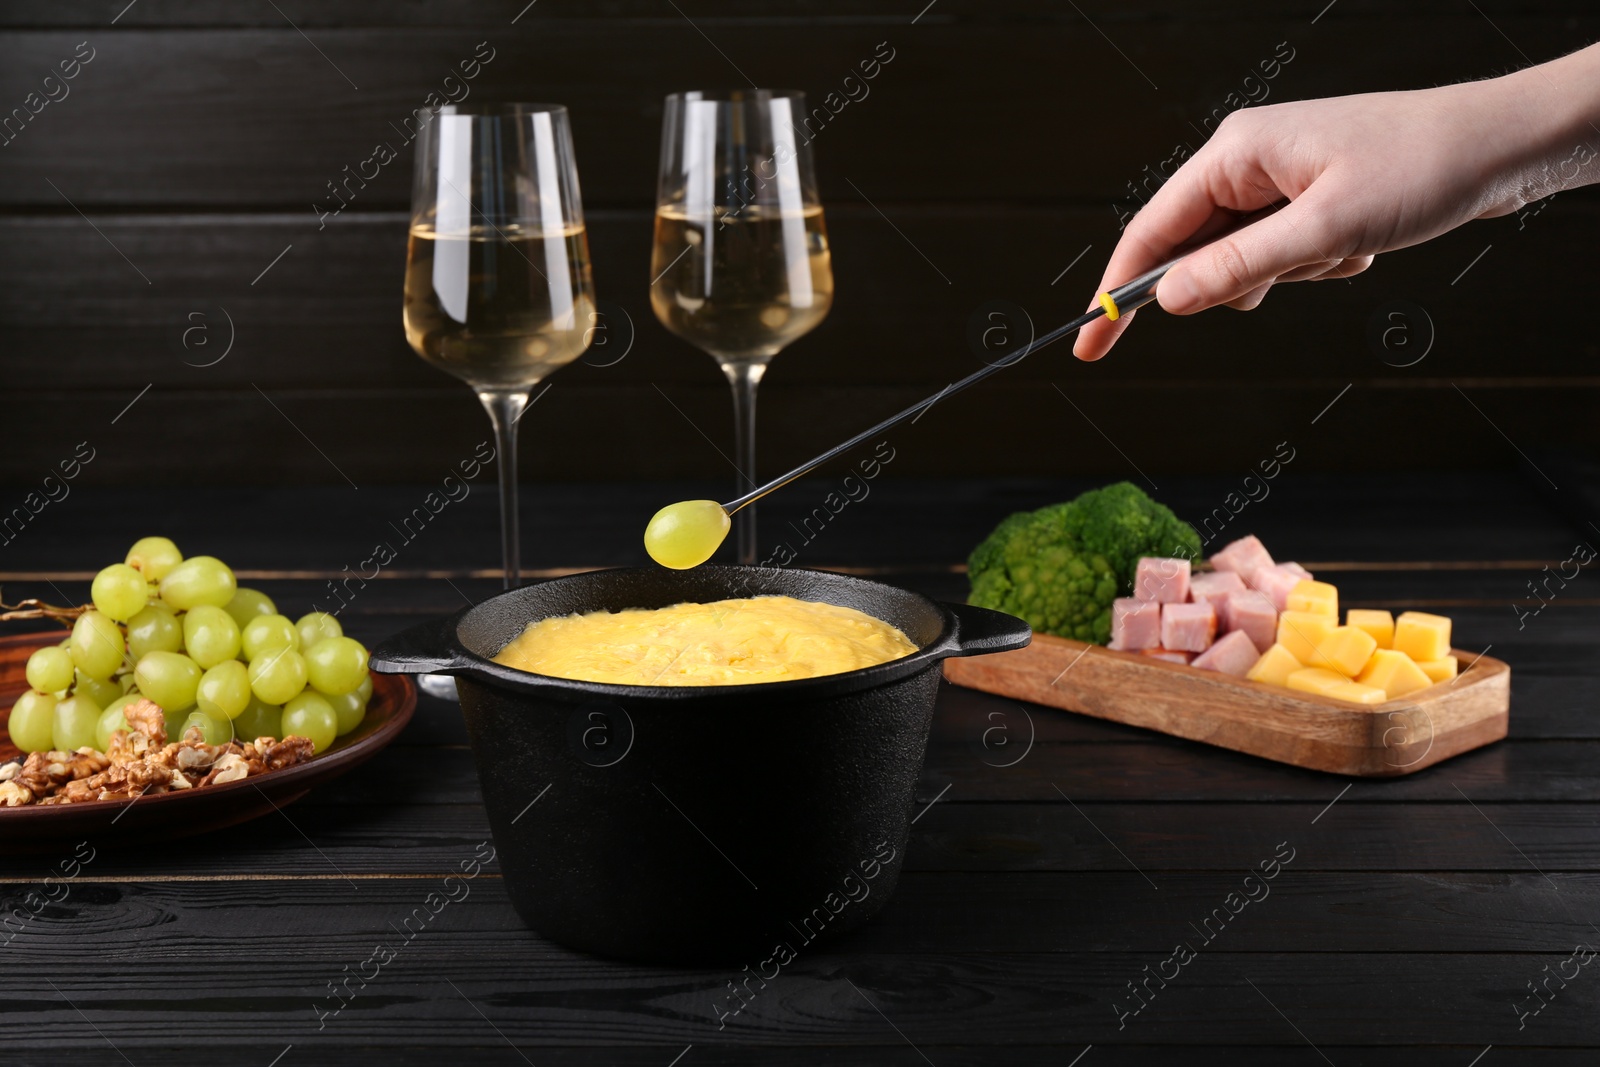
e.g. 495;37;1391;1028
491;595;919;686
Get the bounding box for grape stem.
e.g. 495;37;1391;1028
0;597;90;626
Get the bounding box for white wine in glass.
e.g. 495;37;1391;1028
650;89;834;564
404;103;595;589
404;223;595;388
650;204;832;360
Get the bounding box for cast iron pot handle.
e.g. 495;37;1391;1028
369;611;473;676
942;601;1032;658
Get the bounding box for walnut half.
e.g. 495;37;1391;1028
201;753;252;786
0;780;33;807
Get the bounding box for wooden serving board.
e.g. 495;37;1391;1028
944;633;1509;776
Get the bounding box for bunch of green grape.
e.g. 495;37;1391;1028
7;537;371;758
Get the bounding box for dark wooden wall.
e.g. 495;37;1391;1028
2;1;1597;486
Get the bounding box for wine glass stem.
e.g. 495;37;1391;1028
477;389;531;589
721;360;767;565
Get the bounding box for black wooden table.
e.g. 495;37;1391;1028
4;473;1598;1065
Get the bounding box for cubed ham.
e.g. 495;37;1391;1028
1161;602;1217;653
1108;597;1162;651
1280;561;1313;580
1223;589;1278;653
1191;629;1263;677
1210;535;1274;582
1189;570;1245;616
1133;556;1191;604
1250;564;1305;611
1140;648;1194;665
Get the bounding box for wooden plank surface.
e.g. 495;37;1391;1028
9;207;1599;391
3;5;1599;486
0;476;1596;1060
4;952;1597;1047
2;201;1598;483
3;1050;1595;1067
7;0;1591;27
10;871;1600;953
2;16;1595;209
4;0;1600;1054
12;734;1592;805
11;792;1598;877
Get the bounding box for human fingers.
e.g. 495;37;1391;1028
1155;190;1348;315
1273;254;1376;283
1223;282;1273;310
1075;142;1285;360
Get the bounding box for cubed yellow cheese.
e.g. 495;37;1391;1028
1328;680;1388;705
1286;580;1339;618
1276;610;1338;664
1246;643;1303;687
1285;667;1351;698
1307;625;1379;677
1393;611;1452;661
1346;609;1394;649
1416;656;1458;684
1356;648;1434;699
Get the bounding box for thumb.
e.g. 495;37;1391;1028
1156;197;1339;315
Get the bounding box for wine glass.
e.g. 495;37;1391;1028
404;103;595;589
650;90;834;564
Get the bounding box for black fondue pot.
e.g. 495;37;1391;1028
370;565;1030;964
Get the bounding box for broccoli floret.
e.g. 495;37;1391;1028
966;509;1033;577
967;508;1119;643
1060;482;1202;585
966;483;1201;643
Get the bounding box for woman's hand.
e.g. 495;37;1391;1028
1073;44;1600;361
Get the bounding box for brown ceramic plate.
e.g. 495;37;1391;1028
0;631;416;849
